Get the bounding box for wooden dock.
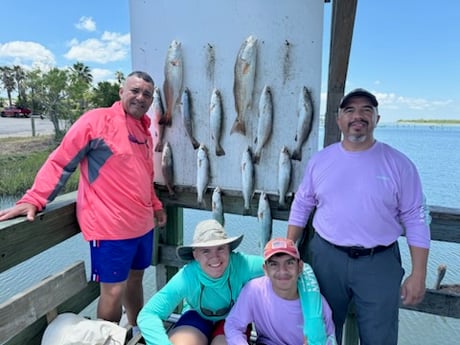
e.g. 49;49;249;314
0;191;459;345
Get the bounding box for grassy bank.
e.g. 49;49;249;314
0;136;79;197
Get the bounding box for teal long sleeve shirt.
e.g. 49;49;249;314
138;251;264;345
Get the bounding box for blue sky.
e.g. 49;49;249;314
0;0;458;123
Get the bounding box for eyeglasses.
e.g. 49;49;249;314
199;280;234;317
128;132;148;145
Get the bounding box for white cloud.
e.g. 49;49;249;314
0;41;56;69
91;68;117;84
64;32;131;64
75;16;96;32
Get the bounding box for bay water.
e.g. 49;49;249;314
1;123;459;344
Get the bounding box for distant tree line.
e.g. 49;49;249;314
0;63;125;139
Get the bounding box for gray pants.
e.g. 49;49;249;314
309;233;404;345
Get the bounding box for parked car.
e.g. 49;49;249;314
1;106;32;118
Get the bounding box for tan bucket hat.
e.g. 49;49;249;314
176;219;243;261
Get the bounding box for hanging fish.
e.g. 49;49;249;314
212;186;225;226
292;86;314;161
153;87;166;152
196;144;210;206
181;87;200;150
278;146;292;209
161;141;175;198
258;191;273;253
253;85;273;164
162;40;183;127
241;146;255;213
231;35;258;136
209;88;225;156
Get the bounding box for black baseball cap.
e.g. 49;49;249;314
339;88;378;108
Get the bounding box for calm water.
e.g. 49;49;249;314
1;123;459;344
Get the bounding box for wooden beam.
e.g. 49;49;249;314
324;0;358;147
0;192;80;273
401;289;460;319
0;261;87;344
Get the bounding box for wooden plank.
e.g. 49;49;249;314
155;185;290;221
0;261;87;344
0;192;80;273
5;282;100;345
401;289;460;319
429;206;460;243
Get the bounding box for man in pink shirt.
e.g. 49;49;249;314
287;89;430;345
0;71;167;332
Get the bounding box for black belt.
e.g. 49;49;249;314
333;242;395;259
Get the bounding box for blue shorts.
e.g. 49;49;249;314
174;310;251;341
90;229;154;283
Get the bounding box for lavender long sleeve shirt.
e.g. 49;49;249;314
288;141;430;248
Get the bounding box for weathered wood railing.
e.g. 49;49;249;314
1;189;459;344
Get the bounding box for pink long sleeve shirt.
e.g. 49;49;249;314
18;101;163;241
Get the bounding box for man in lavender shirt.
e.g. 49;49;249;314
287;89;431;345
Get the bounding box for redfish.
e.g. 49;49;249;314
231;35;258;136
162;40;183;127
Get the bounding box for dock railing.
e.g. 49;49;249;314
1;190;459;345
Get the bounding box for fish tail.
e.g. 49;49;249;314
278;198;287;210
154;141;164;152
191;138;200;150
230;118;246;135
292;148;302;161
160;109;173;126
216;145;226;156
253;151;261;164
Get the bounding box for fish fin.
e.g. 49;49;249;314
230;118;246;135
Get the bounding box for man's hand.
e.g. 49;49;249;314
0;203;38;222
154;209;167;228
400;274;426;305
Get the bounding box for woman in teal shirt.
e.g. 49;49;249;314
137;219;265;345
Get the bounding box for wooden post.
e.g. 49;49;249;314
155;206;183;289
30;116;36;137
323;0;358;147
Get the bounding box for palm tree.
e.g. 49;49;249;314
0;66;16;106
115;70;125;85
69;62;93;85
68;62;93;121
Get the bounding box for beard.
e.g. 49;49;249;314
346;133;368;143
